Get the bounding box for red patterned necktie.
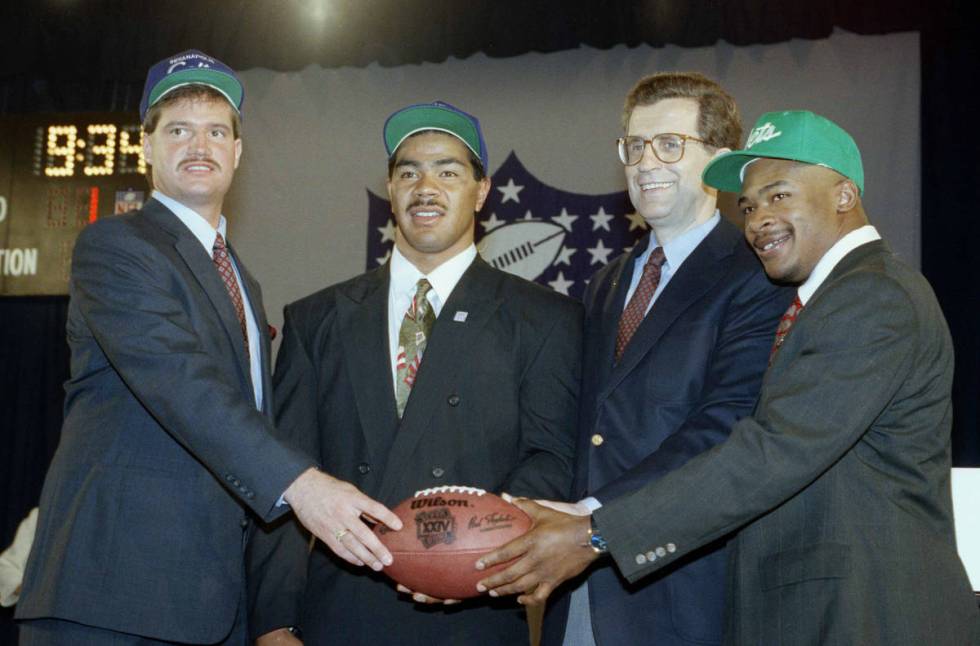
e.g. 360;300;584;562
615;246;666;361
212;233;250;359
769;293;803;366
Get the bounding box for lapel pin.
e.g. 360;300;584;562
453;311;468;322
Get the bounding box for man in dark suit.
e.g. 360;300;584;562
477;111;980;645
16;50;401;645
538;73;790;646
249;101;581;645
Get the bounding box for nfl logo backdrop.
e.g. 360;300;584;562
367;152;649;300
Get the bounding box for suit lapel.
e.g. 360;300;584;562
594;236;650;389
377;257;502;502
232;247;266;410
601;219;741;398
339;266;401;467
142;200;252;388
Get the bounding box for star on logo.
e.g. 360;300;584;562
590;207;614;232
554;246;577;266
522;210;536;220
548;271;574;295
497;178;524;204
625;211;648;232
587;239;614;265
480;212;506;232
377;220;396;243
375;249;391;266
551;208;579;232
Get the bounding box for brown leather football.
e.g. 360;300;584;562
374;486;532;599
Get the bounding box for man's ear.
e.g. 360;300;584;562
836;179;859;213
475;177;491;212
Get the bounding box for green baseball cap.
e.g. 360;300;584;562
702;110;864;195
384;101;488;172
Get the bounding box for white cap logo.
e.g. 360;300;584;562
746;122;782;148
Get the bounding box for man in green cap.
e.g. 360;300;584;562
476;110;980;644
248;101;581;645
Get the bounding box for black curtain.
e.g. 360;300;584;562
920;1;979;466
0;298;68;644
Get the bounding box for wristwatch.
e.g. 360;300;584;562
286;626;303;638
588;516;608;555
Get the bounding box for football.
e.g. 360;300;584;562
374;485;532;599
477;219;567;281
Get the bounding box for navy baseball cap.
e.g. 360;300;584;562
140;49;244;122
384;101;489;172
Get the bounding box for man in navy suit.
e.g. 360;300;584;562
16;50;401;645
533;73;790;646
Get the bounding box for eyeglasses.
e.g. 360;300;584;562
616;133;711;166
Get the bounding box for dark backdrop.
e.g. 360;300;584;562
1;0;976;640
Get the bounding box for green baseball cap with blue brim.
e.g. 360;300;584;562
702;110;864;195
384;101;488;172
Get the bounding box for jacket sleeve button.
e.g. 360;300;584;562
447;395;461;407
431;467;445;478
357;463;371;475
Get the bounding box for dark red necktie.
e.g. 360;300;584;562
212;233;250;359
769;294;803;366
615;246;666;361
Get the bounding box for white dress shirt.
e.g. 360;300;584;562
797;225;881;306
387;244;477;394
152;191;263;410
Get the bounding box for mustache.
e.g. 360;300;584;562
178;156;220;170
408;198;446;210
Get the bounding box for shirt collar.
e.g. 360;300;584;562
389;243;477;307
641;211;721;271
797;225;881;305
153;191;227;257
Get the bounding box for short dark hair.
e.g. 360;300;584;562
622;72;742;150
386;130;486;181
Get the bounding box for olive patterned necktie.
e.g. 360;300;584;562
395;278;436;418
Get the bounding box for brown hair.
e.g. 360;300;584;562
622;72;742;150
142;84;241;139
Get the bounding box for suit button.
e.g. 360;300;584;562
240;518;249;529
635;553;647;565
447;395;461;407
591;434;604;447
431;467;445;478
357;463;371;475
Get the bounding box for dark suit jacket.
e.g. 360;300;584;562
595;240;980;645
543;218;792;646
15;199;312;644
248;256;582;645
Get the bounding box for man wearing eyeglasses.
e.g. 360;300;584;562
532;73;792;646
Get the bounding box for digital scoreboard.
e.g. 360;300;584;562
0;113;149;295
